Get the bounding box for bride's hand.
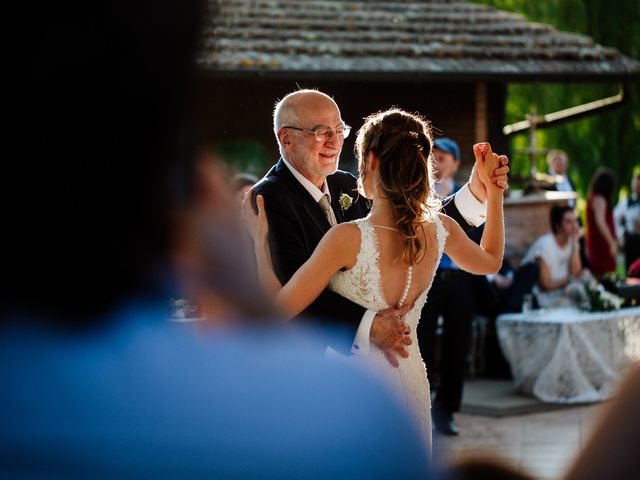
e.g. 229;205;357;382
473;143;507;192
241;188;269;242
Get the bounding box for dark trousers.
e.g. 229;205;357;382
418;269;474;415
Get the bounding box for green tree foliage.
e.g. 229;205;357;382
214;139;272;177
473;0;640;199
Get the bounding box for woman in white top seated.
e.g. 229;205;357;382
520;205;589;308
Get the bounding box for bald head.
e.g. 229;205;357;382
272;89;344;186
273;89;340;137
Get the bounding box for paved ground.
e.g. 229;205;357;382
432;404;603;479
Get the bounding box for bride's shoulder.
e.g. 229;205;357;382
324;221;361;243
432;213;458;234
428;212;450;228
319;222;362;260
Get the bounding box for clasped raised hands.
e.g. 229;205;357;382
468;143;509;203
474;142;508;193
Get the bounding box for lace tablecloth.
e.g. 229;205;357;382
496;307;640;403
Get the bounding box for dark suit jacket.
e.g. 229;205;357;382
253;158;474;354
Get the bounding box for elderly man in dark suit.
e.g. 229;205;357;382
253;89;508;365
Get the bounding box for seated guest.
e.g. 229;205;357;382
520;205;588;308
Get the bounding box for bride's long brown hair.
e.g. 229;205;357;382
356;108;441;266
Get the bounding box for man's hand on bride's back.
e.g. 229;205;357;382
370;305;413;368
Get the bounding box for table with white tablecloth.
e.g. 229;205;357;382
496;306;640;403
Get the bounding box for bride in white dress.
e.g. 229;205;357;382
244;108;505;453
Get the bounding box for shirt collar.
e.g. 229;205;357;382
282;156;330;203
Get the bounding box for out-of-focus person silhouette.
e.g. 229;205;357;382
563;365;640;480
170;139;266;320
586;168;619;278
614;173;640;272
1;1;433;478
446;456;534;480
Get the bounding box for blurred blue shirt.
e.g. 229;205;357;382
0;302;433;479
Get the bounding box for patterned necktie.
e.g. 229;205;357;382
318;194;337;227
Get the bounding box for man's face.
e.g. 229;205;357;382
433;148;459;181
560;210;580;238
281;95;344;187
552;156;567;175
632;176;640;195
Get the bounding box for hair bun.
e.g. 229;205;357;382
386;128;429;153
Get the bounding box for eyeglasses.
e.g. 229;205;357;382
283;124;351;142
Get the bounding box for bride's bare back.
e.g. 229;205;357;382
373;220;441;309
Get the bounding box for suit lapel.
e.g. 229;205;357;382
273;158;332;234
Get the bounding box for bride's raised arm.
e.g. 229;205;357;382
243;193;359;318
440;143;505;275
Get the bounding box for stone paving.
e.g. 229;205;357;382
432;404;602;479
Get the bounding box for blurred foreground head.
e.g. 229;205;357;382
2;0;266;325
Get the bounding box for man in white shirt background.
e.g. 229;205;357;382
614;173;640;272
547;149;576;207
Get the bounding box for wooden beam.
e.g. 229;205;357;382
475;82;488;142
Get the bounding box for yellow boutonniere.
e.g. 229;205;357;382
339;193;353;214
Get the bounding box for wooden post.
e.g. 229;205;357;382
475;82;488;143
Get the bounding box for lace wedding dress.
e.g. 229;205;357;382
330;216;447;454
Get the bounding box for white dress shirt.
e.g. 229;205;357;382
614;194;640;243
549;169;576;207
282;157;330;202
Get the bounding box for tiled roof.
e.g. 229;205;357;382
199;0;640;79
